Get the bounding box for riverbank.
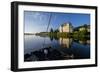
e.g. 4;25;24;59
34;32;90;41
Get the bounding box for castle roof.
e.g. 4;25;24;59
61;22;72;27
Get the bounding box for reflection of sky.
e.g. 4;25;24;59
24;11;90;33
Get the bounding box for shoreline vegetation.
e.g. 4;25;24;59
24;33;35;35
24;24;90;41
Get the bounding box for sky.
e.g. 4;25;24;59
24;11;90;33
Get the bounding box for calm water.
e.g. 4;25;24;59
24;35;90;62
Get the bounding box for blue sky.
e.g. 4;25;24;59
24;11;90;33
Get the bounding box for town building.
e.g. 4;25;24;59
79;24;90;32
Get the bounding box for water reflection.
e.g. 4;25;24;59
24;35;90;62
59;38;72;48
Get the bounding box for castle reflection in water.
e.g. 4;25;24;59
59;37;90;48
59;38;73;48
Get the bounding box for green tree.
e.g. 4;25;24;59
50;28;53;33
54;29;59;33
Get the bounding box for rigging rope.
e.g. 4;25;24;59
43;13;52;48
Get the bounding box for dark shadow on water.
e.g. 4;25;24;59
24;47;75;62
